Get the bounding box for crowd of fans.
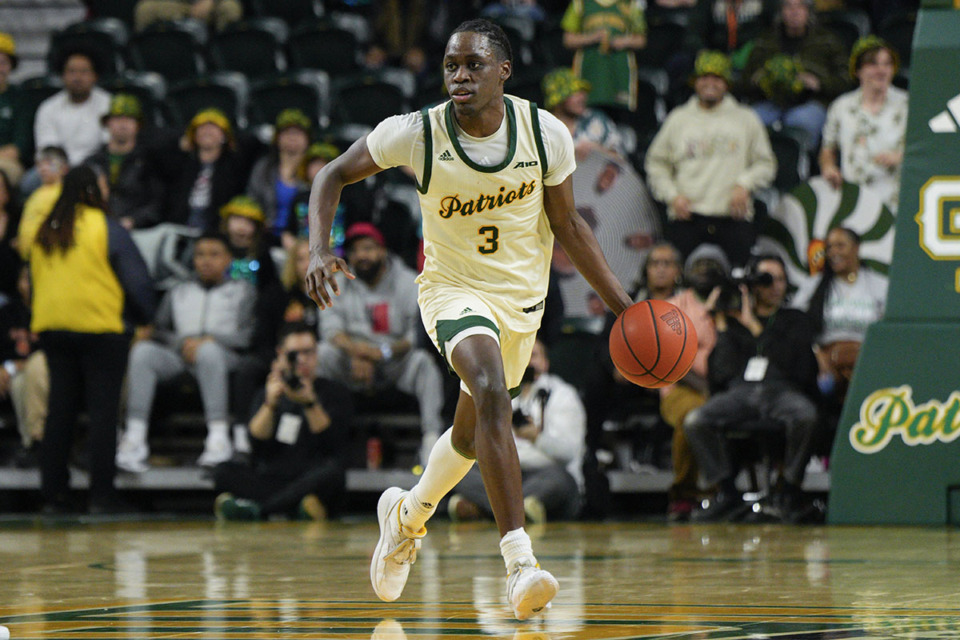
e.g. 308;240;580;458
0;0;915;520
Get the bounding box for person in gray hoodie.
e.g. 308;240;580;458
117;231;256;471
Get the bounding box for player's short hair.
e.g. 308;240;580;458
450;19;513;65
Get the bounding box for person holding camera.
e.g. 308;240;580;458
212;322;354;521
447;338;586;524
683;253;821;523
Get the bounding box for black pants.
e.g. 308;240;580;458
666;214;757;268
40;331;130;505
213;458;346;516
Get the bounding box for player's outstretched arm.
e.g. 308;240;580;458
544;177;633;316
305;136;383;309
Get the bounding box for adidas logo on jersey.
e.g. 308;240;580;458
929;93;960;132
438;150;455;161
459;307;473;315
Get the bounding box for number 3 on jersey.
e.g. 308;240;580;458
478;225;499;254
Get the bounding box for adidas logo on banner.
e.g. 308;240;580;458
439;150;454;161
929;93;960;132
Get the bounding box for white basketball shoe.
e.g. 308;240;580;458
370;487;426;601
506;560;559;621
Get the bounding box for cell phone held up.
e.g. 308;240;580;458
284;351;302;390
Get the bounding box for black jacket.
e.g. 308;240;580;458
708;307;818;397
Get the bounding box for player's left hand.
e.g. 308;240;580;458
305;250;355;309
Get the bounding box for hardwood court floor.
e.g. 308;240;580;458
1;518;959;639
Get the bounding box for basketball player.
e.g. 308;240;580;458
305;19;632;620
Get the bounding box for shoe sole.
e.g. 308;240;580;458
370;487;404;602
512;572;559;621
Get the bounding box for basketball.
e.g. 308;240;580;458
609;299;698;389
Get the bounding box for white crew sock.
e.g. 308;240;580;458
233;424;251;453
500;528;536;572
400;427;474;532
123;418;147;445
207;420;229;442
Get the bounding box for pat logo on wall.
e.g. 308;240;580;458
850;385;960;454
757;176;895;291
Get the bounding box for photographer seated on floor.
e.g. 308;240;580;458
212;322;354;521
683;253;823;523
446;337;586;524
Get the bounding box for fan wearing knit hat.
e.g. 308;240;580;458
819;35;906;214
542;68;624;161
248;108;313;246
0;32;24;185
84;93;165;229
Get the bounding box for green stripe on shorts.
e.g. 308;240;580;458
436;315;500;363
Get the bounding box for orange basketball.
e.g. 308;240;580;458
609;299;698;389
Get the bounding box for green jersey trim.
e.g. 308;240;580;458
529;101;549;175
417;107;433;194
444;97;518;173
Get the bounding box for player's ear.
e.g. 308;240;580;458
500;60;512;82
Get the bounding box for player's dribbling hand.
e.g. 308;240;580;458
305;250;355;309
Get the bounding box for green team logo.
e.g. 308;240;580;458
915;176;960;260
851;385;960;454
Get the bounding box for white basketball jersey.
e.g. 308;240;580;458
416;96;552;313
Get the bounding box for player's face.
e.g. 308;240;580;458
443;32;510;117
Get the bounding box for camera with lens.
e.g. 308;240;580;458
711;267;775;312
284;351;302;390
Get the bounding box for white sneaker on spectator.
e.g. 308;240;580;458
116;436;149;473
197;433;233;467
506;559;558;621
370;487;426;601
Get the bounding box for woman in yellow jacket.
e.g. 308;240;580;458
30;165;156;514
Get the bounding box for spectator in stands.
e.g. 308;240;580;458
0;167;21;296
580;242;684;515
28;49;110;195
0;33;28;186
1;263;46;469
645;50;776;267
792;226;887;416
449;338;586;523
116;231;256;472
156;108;251;231
247;109;312;249
279;238;320;334
220;195;285;458
693;0;777;61
820;36;907;214
317;222;445;465
561;0;648;110
542;68;625;161
28;165;155;513
287;142;341;247
212;323;353;521
134;0;243;32
660;244;722;522
684;253;820;523
16;147;69;260
739;0;849;149
220;195;281;293
83;94;164;230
